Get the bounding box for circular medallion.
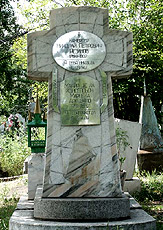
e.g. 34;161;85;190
52;31;106;72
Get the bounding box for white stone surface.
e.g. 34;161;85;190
28;153;45;200
124;177;141;195
115;119;142;179
27;6;133;198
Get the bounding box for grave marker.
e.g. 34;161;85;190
27;6;133;220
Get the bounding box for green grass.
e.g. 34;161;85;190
0;177;27;230
134;170;163;202
142;203;163;229
0;186;18;230
133;170;163;229
0;198;18;230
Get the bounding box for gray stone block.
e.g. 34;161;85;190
17;196;34;210
34;187;130;220
124;178;141;195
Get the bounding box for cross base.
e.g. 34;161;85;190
34;186;130;220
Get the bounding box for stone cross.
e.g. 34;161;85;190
27;6;132;201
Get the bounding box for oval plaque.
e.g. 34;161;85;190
52;31;106;72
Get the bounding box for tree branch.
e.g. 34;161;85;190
53;0;64;7
0;31;29;46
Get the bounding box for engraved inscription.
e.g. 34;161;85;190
60;76;100;125
52;31;106;72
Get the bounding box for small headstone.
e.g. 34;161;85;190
139;96;162;150
138;95;163;172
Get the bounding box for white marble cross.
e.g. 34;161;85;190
27;6;132;198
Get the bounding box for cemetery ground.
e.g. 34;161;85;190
0;172;162;230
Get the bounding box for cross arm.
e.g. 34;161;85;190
27;29;57;81
101;29;133;79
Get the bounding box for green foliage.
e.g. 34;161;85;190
7;0;52;115
0;0;31;117
12;35;28;69
141;203;163;230
129;0;163;124
112;0;163;124
31;81;48;110
17;0;57;30
0;131;31;176
0;176;27;229
0;0;24;56
0;198;18;230
133;170;163;229
0;71;31;117
134;170;163;202
0;116;7;124
116;126;130;169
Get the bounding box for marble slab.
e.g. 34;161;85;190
115;119;142;179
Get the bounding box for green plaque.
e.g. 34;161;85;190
60;76;100;125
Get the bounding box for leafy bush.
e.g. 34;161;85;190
0;130;31;176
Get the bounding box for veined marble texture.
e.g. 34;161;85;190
27;6;133;198
42;74;121;198
28;153;46;200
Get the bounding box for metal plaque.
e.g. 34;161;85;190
60;76;100;125
52;31;106;72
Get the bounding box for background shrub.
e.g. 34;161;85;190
0;130;31;176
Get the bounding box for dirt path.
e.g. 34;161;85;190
0;175;28;199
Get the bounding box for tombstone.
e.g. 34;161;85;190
115;118;141;194
138;95;163;172
9;6;156;230
139;96;162;151
27;6;133;220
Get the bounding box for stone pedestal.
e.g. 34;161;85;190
9;194;156;230
34;186;130;220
